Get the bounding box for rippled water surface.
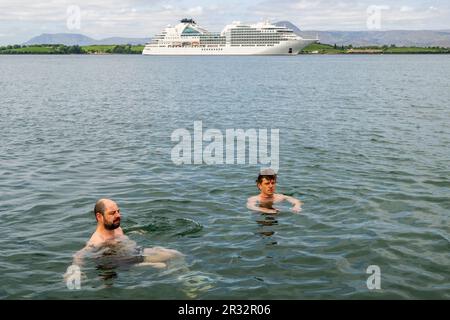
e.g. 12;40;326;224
0;55;449;299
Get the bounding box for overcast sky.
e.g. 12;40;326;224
1;0;449;45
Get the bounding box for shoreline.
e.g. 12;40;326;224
300;43;450;54
1;43;449;55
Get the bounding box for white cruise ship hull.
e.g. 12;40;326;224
142;39;316;55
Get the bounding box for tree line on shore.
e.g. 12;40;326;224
1;43;449;54
301;42;450;54
0;44;143;54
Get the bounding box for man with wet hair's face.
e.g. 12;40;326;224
257;174;277;197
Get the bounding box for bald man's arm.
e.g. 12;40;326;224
72;243;96;267
142;247;183;263
64;245;92;284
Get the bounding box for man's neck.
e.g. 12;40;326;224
96;225;115;241
259;193;274;200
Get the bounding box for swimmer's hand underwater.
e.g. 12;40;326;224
291;200;304;214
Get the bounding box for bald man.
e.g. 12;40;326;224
72;199;182;269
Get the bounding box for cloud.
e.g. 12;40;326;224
249;0;450;30
400;6;414;12
187;6;203;15
0;0;449;45
291;0;322;10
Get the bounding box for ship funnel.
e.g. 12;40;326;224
181;18;196;24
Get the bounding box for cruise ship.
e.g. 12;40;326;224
142;18;318;55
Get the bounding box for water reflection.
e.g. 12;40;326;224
96;265;118;283
255;213;278;244
87;239;144;284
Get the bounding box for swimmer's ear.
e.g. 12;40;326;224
95;212;103;222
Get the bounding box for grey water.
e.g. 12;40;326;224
0;54;449;299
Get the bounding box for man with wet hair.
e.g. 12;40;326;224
71;199;182;269
247;168;303;214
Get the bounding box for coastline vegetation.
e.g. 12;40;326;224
301;42;450;54
0;43;448;54
0;44;145;54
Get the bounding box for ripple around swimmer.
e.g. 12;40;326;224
124;217;203;238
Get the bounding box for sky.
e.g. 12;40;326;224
1;0;449;45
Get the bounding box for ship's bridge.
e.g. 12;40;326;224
175;19;209;36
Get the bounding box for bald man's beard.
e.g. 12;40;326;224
104;218;120;230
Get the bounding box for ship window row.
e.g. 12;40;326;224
230;33;282;35
231;42;279;46
231;39;284;41
231;29;267;31
229;40;284;43
230;30;277;32
229;39;284;42
231;32;277;35
229;34;279;37
230;38;283;41
230;39;281;41
230;34;283;37
230;38;282;41
230;44;275;47
230;36;283;39
230;42;282;44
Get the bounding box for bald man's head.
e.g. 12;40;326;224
94;198;121;230
94;199;117;221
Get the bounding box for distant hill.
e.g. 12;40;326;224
23;28;450;48
23;33;149;46
95;37;149;45
274;21;302;34
275;21;450;47
299;30;450;47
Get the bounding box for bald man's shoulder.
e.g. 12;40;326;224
86;231;104;247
